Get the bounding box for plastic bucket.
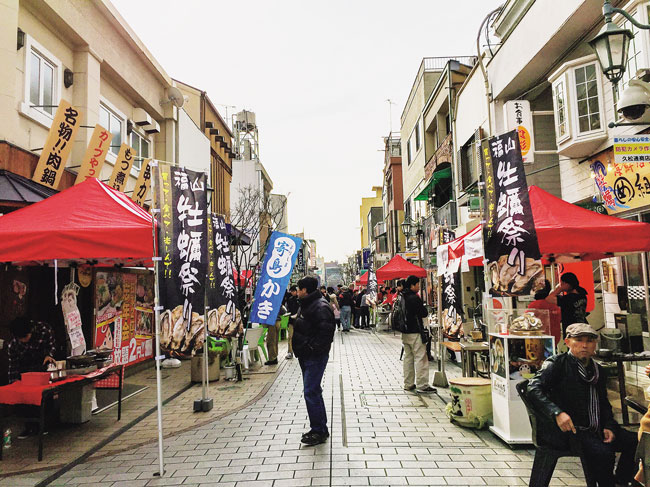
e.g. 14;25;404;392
446;377;492;429
223;365;236;380
600;328;623;353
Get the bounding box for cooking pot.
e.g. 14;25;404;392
67;354;96;368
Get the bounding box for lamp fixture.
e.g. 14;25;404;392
400;215;413;239
589;0;647;90
17;28;24;50
64;68;74;88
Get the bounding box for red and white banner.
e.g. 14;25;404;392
436;224;484;276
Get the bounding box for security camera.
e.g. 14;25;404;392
618;79;650;121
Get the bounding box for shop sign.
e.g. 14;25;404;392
295;243;305;274
94;270;154;366
485;130;544;296
250;232;302;325
439;228;463;339
591;159;650;214
503;100;534;164
400;251;419;260
131;159;152;207
108;144;136;192
32;99;82;189
154;163;209;354
613;136;650;164
75;124;112;185
206;213;242;337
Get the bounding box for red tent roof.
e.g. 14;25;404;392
529;185;650;261
377;255;427;280
0;178;154;264
357;271;383;286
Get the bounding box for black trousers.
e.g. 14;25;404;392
576;428;637;486
360;307;369;328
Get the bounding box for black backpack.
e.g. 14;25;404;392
391;295;407;332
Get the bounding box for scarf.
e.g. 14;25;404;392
571;352;600;432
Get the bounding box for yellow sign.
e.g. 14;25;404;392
613;135;650;164
75;124;112;185
108;143;136;192
32;99;83;189
591;160;650;214
131;159;152;207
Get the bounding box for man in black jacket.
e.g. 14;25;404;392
401;275;435;394
527;323;637;486
339;284;355;332
293;276;336;446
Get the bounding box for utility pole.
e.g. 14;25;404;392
386;99;396;134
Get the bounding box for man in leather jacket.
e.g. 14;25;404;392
527;323;638;486
292;276;336;446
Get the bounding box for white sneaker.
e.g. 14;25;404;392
285;353;293;359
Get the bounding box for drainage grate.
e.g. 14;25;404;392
360;392;428;408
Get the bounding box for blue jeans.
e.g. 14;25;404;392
298;355;329;435
340;306;351;330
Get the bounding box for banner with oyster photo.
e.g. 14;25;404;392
205;213;243;338
485;130;543;296
155;162;209;354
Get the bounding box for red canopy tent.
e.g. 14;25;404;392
357;270;383;286
529;185;650;261
0;178;154;264
377;255;427;280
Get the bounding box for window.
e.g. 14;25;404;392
574;64;601;133
100;104;123;156
29;50;54;116
459;135;477;189
406;137;412;165
553;80;568;139
131;131;150;171
415;120;421;151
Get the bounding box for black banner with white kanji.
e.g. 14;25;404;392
486;130;544;296
155;163;208;353
439;228;463;339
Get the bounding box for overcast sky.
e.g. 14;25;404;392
111;0;503;263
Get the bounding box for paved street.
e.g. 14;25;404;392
5;329;589;487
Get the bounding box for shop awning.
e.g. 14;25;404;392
0;178;154;264
0;169;57;207
437;224;484;276
414;167;452;201
376;255;426;280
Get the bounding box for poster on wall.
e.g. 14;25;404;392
485;130;544;296
206;214;243;338
591;159;650;214
507;337;553;400
94;271;154;365
154;162;208;354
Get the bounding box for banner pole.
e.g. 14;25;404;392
150;161;165;477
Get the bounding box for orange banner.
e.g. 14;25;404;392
32;99;83;189
75;124;112;185
108;143;136;192
131;159;152;207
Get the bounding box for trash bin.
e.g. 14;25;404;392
445;377;492;429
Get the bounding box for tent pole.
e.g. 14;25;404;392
150;161;165;477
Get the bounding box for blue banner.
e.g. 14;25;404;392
250;232;303;325
362;248;370;269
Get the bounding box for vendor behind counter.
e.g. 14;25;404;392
6;317;56;383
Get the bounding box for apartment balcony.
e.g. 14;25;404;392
435;200;457;228
373;221;386;238
424;132;453;182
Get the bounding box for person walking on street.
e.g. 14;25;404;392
292;276;336;446
339;284;354;332
285;286;300;359
401;275;435;394
327;287;340;329
360;291;370;329
353;288;363;328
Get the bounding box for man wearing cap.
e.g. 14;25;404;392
527;323;638;486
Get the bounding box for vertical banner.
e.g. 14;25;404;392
250;231;303;325
132;159;152;207
75;124;112;185
108;143;136;192
503;100;535;164
482;139;497;245
366;253;377;303
362;248;371;269
155;163;209;354
486;130;544;296
439;228;463;339
32;99;83;189
206;214;243;337
295;243;305;275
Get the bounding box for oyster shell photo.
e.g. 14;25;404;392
489;255;545;296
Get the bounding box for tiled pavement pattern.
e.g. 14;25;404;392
5;329;589;486
0;343;289;480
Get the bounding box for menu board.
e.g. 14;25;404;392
94;270;154;366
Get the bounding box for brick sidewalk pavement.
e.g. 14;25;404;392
7;329;588;486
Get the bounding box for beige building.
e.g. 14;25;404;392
0;0;175;201
359;186;382;250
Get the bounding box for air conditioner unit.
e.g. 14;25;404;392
133;107;153;126
144;121;160;134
